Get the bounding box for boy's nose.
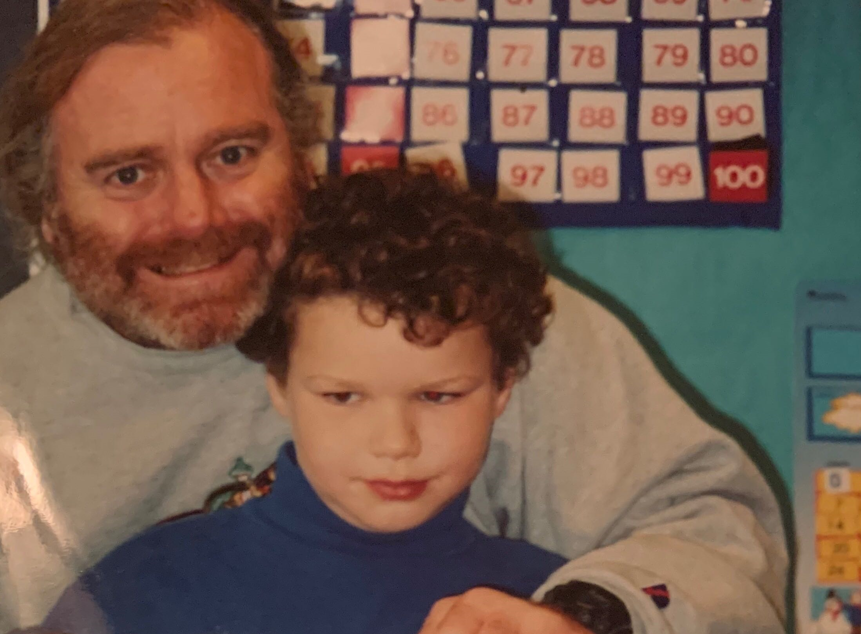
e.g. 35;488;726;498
369;404;421;460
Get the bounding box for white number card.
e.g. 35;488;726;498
497;149;558;203
569;0;628;23
642;145;705;202
341;86;405;142
567;90;627;144
704;88;765;142
494;0;552;22
420;0;478;20
277;20;326;78
641;28;701;84
410;87;470;143
405;143;469;185
708;0;768;21
354;0;413;15
642;0;698;22
490;89;549;143
487;28;548;83
638;89;699;143
558;29;617;85
413;22;473;83
710;28;768;84
561;150;620;203
351;18;411;78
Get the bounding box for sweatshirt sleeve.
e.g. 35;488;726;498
473;277;788;634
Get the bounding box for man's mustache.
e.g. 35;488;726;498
116;221;273;284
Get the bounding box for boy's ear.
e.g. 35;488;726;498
265;373;293;421
493;371;516;419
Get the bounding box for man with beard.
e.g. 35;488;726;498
0;0;787;633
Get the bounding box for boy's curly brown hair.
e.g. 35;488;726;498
237;168;553;387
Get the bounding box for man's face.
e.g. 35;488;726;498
266;296;513;533
46;10;297;349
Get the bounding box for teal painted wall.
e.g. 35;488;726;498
541;1;861;498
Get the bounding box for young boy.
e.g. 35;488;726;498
42;168;565;634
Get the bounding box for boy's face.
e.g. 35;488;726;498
266;296;513;533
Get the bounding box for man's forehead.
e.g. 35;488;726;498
52;10;277;156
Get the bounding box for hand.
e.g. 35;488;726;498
417;587;595;634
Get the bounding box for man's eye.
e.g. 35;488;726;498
109;166;143;186
323;392;359;405
218;146;251;166
420;391;461;405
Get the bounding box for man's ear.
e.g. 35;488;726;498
493;371;516;419
266;373;293;421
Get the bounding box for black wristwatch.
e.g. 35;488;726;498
541;580;634;634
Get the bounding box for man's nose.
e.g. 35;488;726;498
369;402;421;460
166;164;222;238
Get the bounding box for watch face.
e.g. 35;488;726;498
541;581;635;634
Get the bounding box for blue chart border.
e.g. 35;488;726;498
48;0;782;229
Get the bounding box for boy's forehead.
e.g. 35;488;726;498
289;296;494;378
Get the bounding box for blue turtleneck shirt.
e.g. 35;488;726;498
44;442;567;634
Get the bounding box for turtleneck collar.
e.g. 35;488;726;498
244;443;477;557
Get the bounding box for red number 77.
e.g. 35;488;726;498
502;43;533;67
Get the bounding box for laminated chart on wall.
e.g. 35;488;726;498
795;283;861;634
273;0;782;228
45;0;782;227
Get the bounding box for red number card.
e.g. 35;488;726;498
410;87;470;143
638;89;699;143
569;0;629;23
641;0;698;22
494;0;552;22
420;0;478;20
487;28;548;83
351;18;411;78
413;22;473;83
305;83;336;141
404;142;469;185
710;28;768;84
641;28;701;84
340;145;401;175
704;88;765;142
561;150;620;203
709;149;768;203
567;90;627;144
490;89;549;143
342;86;406;143
559;29;617;85
642;145;705;202
708;0;768;21
497;149;558;203
277;19;325;78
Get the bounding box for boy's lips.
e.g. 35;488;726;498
366;479;429;501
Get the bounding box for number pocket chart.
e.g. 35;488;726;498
795;283;861;634
275;0;780;228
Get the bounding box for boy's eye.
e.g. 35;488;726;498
420;391;461;404
323;392;359;405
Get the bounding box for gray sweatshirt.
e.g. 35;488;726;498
0;266;787;634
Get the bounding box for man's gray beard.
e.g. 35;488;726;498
49;213;277;351
59;252;274;350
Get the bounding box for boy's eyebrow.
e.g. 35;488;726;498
416;376;483;389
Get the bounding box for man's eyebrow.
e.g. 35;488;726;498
202;122;272;150
84;147;163;175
